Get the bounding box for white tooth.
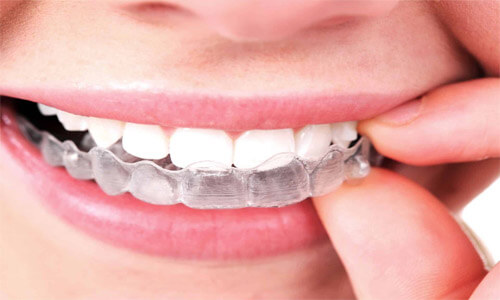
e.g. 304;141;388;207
233;129;295;168
57;110;88;131
331;121;358;148
295;124;331;160
170;128;233;168
122;123;169;159
88;117;125;148
37;103;58;116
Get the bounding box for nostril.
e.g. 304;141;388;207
127;1;179;12
119;1;193;23
117;0;399;41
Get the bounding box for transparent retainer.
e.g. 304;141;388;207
18;116;371;209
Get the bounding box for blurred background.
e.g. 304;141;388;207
461;178;500;266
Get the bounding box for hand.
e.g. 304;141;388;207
312;78;500;299
312;3;500;297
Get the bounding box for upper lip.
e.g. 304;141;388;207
0;86;417;130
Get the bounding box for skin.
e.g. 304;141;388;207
0;0;499;299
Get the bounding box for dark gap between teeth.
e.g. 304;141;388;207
6;97;181;169
9;98;88;146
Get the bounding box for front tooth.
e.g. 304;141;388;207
331;121;358;148
170;128;233;168
122;123;169;159
233;129;295;168
88;117;125;148
295;124;331;160
37;103;58;116
57;110;88;131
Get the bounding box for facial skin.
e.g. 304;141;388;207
0;1;499;299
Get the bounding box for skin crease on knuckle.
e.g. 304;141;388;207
0;1;498;299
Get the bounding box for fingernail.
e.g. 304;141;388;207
376;98;422;126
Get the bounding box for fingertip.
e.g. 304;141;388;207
358;79;500;165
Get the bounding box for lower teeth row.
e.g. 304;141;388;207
18;116;371;209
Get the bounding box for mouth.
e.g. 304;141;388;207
0;88;392;260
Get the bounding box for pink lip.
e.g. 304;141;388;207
0;107;328;259
0;86;416;130
0;84;414;260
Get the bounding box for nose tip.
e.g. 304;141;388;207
181;0;400;41
188;0;338;41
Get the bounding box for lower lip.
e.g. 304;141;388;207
0;106;328;260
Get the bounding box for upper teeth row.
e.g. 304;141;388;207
38;103;358;169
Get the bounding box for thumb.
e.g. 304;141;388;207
313;168;486;299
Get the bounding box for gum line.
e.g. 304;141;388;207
18;116;371;209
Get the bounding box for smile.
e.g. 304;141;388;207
17;100;370;209
0;88;405;259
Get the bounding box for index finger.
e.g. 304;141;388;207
359;79;500;165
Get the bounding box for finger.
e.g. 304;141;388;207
359;78;500;165
313;168;487;299
471;263;500;300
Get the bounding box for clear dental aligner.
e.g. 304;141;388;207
18;110;371;209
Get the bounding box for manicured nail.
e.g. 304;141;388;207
376;98;422;125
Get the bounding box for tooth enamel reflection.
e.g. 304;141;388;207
295;124;331;160
331;121;358;148
37;102;362;171
37;103;58;116
170;128;233;168
88;117;125;148
233;129;295;169
122;123;169;159
57;110;89;131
